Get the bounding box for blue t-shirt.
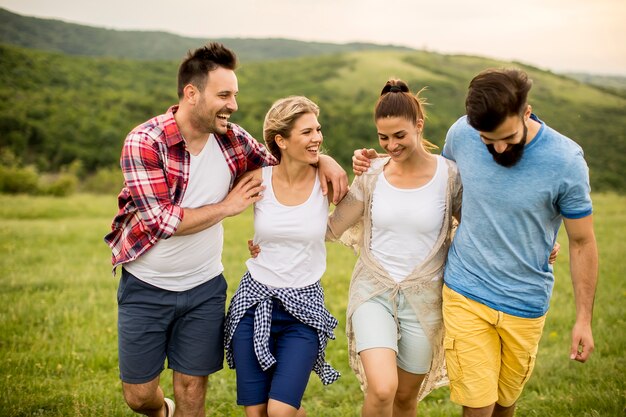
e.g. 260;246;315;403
442;115;592;318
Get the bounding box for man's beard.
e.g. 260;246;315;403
486;121;528;167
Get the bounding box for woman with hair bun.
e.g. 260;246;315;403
326;79;462;416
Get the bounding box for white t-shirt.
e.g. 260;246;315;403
370;155;448;283
125;134;231;291
246;166;328;288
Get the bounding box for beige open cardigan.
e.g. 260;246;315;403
326;156;462;400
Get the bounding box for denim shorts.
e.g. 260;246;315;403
231;300;319;409
117;268;227;383
352;291;436;374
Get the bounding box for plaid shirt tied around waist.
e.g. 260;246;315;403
104;105;277;271
225;271;340;385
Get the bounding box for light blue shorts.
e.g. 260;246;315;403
352;291;435;374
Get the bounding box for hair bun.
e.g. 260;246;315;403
381;80;410;96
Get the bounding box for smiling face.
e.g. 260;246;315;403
376;116;423;163
191;66;239;135
278;112;323;165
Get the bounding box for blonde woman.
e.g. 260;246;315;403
224;96;339;417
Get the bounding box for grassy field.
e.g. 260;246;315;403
0;193;624;416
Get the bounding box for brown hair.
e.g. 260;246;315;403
465;68;532;132
375;79;437;151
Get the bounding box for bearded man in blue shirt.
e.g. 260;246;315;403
352;68;598;417
440;68;598;417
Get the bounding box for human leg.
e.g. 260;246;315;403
172;372;208;417
442;285;501;410
493;312;545;413
231;306;273;410
460;402;514;417
264;401;305;417
392;367;425;417
266;399;303;417
392;293;432;416
122;377;169;417
167;275;229;416
243;404;268;417
352;295;402;417
167;275;227;376
117;270;176;415
461;405;495;417
360;348;398;417
492;403;516;417
266;302;319;417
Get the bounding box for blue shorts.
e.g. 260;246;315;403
231;300;319;409
117;268;227;383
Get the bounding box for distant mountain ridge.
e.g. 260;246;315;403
0;7;412;61
564;73;626;98
1;8;624;192
2;42;624;191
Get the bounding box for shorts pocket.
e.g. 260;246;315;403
444;336;463;382
521;353;537;385
117;270;133;305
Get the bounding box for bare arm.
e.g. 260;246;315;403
326;171;367;243
563;215;598;362
175;173;264;236
317;154;348;205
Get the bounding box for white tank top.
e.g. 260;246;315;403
125;134;231;291
246;166;328;288
370;155;448;283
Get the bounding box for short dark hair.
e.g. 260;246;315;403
177;42;238;98
465;68;532;132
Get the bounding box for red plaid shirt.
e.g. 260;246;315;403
104;105;277;271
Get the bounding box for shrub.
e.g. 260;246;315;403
0;165;40;194
40;172;79;197
82;166;124;195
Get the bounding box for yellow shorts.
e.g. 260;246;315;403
442;285;546;408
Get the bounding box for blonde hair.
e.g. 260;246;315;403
263;96;320;161
375;79;438;152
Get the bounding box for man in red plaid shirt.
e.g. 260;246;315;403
105;42;347;417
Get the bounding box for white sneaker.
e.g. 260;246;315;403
164;397;175;417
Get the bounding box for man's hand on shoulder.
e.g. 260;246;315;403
221;173;264;217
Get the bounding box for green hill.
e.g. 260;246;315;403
564;73;626;98
2;43;624;192
236;51;626;192
0;7;411;61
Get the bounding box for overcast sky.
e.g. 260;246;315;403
2;0;625;75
